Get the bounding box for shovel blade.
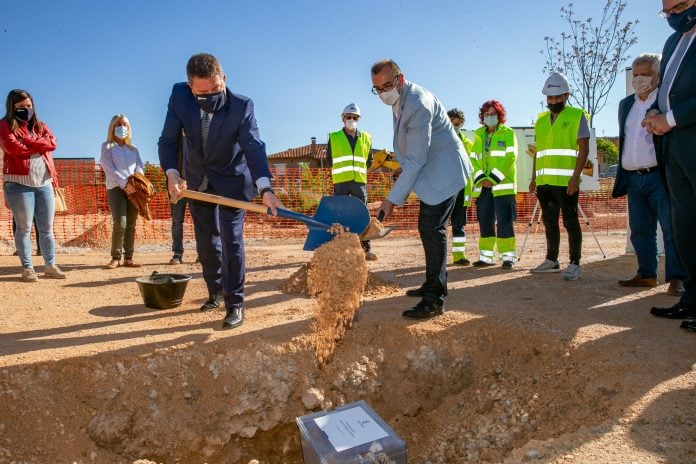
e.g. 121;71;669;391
303;195;370;251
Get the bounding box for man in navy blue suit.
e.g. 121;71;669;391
159;53;283;329
643;0;696;331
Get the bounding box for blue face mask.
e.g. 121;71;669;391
667;5;696;33
114;125;129;139
195;89;227;113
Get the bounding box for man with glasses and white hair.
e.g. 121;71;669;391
371;59;472;319
643;0;696;331
326;103;376;260
612;53;686;297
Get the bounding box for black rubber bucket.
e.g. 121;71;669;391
136;271;192;309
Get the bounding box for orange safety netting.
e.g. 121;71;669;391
0;160;626;246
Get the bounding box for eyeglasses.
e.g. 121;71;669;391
659;0;692;17
344;115;359;121
371;76;399;95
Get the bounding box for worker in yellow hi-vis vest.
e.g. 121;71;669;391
446;108;474;266
529;72;590;281
327;103;376;260
470;100;518;269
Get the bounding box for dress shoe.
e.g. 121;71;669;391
200;292;223;312
650;303;696;319
472;260;495;267
222;306;244;329
405;287;447;297
680;319;696;332
402;299;444;319
618;274;657;287
667;278;686;296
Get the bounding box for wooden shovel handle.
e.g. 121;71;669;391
179;190;268;214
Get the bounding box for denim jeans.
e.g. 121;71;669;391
625;170;685;281
170;198;188;257
418;194;457;303
106;187;138;260
536;185;582;264
3;182;56;268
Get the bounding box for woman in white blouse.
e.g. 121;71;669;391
100;114;144;269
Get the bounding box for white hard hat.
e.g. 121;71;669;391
542;72;570;96
342;103;361;117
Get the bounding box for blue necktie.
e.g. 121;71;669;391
658;35;691;113
201;112;210;151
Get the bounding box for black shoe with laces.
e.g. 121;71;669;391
402;299;445;319
200;291;223;312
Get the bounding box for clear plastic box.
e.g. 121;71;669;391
296;400;407;464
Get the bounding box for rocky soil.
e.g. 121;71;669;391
0;232;694;464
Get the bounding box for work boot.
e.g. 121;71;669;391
365;251;378;261
200;292;223;312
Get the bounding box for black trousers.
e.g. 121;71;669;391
665;153;696;306
450;188;467;238
536;185;582;264
418;194;457;303
334;181;370;252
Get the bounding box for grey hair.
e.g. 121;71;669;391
632;53;661;75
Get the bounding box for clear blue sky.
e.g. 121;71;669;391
0;0;670;164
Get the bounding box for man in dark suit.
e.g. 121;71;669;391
612;53;685;296
643;0;696;331
159;53;283;329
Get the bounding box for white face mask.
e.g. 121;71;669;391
344;119;358;131
378;87;400;106
114;125;129;139
483;115;499;128
632;76;654;95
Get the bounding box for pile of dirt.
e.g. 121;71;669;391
280;265;400;297
306;233;367;365
63;220;110;248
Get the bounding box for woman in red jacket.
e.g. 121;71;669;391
0;89;66;282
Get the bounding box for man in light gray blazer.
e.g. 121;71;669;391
372;59;472;319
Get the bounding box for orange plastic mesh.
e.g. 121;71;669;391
0;162;627;246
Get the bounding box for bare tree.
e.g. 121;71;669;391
542;0;638;126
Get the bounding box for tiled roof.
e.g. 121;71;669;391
268;143;328;160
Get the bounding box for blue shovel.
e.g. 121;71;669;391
178;190;370;251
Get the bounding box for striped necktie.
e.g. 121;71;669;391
658;34;692;113
201;112;210;151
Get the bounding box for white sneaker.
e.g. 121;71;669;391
45;264;67;279
563;263;581;281
531;259;561;273
21;268;39;282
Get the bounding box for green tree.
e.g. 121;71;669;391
596;138;618;165
542;0;638;126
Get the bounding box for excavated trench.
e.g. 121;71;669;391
0;235;630;463
0;317;622;464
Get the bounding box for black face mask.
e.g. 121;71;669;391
547;101;566;114
15;107;33;122
194;90;226;113
667;5;696;33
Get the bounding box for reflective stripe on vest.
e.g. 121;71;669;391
329;130;371;184
470;125;517;197
534;107;584;187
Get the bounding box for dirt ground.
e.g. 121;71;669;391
0;232;694;464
